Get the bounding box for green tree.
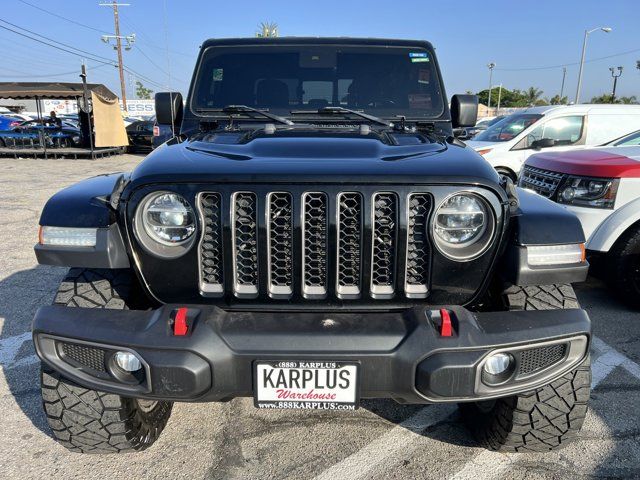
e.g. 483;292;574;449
256;22;278;38
135;81;153;100
524;87;544;106
590;94;638;104
549;95;568;105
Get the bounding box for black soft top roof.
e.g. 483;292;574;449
200;37;434;50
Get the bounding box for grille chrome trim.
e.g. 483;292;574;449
197;192;224;297
520;166;565;198
405;193;432;298
266;192;294;298
370;192;398;299
231;191;259;298
301;192;328;299
336;192;363;299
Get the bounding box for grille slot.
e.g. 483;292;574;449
371;192;399;298
59;342;106;372
519;343;567;375
267;192;294;298
405;194;432;297
520;166;565;198
302;192;329;298
337;192;363;298
232;192;259;298
199;193;224;296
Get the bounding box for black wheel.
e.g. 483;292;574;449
496;167;517;183
459;284;591;452
605;226;640;309
41;268;172;454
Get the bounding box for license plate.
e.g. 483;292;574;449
254;361;359;410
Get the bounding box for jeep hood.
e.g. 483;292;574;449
128;133;500;188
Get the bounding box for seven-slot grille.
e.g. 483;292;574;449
519;165;566;199
198;190;433;301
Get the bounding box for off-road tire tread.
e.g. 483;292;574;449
459;357;590;452
504;284;579;310
41;367;172;454
460;283;590;451
42;268;172;454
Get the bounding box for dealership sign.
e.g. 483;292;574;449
42;99;156;116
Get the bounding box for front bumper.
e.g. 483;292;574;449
32;304;590;404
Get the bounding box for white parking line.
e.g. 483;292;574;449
314;404;456;480
314;335;640;480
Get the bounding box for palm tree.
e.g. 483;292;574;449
256;22;278;38
524;87;543;106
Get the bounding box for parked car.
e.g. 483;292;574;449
454;115;506;140
126;120;154;152
520;141;640;307
0;114;24;130
33;37;591;455
467;104;640;181
0;119;81;148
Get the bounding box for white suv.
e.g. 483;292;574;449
519;130;640;307
467;104;640;181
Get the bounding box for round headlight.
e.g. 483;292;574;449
141;192;195;245
432;193;495;261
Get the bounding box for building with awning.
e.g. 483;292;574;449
0;82;128;152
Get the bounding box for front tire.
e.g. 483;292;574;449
606;226;640;309
459;284;591;452
40;268;172;453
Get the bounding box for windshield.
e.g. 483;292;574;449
474;113;542;142
611;130;640;146
191;44;444;119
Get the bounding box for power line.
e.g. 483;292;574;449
0;62;110;78
17;0;111;34
0;18;166;90
496;47;640;71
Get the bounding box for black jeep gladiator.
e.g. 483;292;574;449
33;37;591;454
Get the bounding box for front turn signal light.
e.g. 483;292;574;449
476;148;493;156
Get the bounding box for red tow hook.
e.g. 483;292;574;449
439;309;453;337
173;307;189;336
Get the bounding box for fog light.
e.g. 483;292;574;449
114;351;142;372
483;352;512;375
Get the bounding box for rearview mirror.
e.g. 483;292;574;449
530;138;556;150
450;94;478;128
155;92;184;134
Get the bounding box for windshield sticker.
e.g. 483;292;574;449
409;52;428;58
411;57;430;63
418;69;430;84
408;93;432;109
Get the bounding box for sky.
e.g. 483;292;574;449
1;0;639;103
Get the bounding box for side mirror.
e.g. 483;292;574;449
530;138;556;150
155;92;184;134
451;94;478;128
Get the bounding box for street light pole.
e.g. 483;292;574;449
610;66;623;103
575;26;612;104
487;62;496;114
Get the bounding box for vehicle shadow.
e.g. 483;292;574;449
0;265;67;437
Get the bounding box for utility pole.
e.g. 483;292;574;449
487;62;496;114
496;84;503;115
100;2;135;112
609;66;623;103
560;67;567;102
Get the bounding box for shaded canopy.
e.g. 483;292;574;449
0;82;117;101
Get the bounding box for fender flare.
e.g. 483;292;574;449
587;197;640;252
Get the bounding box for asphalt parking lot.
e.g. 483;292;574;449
1;155;640;479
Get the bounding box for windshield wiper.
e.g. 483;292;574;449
195;105;294;126
290;106;392;127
